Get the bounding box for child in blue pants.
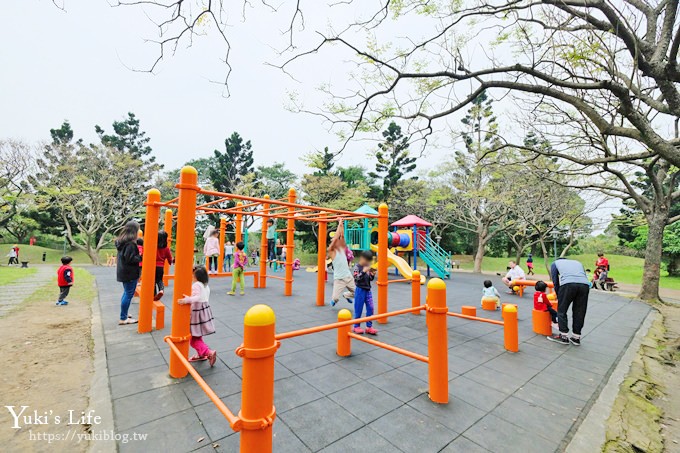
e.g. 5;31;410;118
352;250;377;335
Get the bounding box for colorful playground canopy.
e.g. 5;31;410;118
353;204;379;215
391;215;432;228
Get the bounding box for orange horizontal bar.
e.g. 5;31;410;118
198;189;380;218
165;270;258;280
387;278;410;284
347;332;429;362
267;275;285;281
513;279;554;288
164;338;241;430
275;306;425;340
446;312;504;326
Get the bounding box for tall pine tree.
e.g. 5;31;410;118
209;132;255;194
369;121;417;201
95;112;155;162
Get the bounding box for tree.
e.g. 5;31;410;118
369;122;416;201
3;214;39;243
256;162;297;199
95;112;155;161
31;139;150;264
301;147;336;176
627;222;680;277
209;132;255;195
0;140;35;227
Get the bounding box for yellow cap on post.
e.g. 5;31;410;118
427;278;446;290
244;304;276;326
503;304;518;313
337;309;353;321
180;165;198;175
148;188;161;196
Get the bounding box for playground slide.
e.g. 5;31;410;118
369;244;426;284
305;258;332;273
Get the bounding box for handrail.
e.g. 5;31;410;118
347;332;429;362
164;337;241;431
275;305;425;340
446;312;504;326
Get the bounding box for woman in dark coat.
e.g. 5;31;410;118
116;221;142;325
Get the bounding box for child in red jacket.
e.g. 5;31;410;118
154;231;173;300
534;280;557;331
56;256;74;306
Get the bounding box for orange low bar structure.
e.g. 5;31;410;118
411;270;421;315
512;279;555;297
461;306;477;317
481;298;498;311
447;306;519;352
532;309;553;335
165;271;260;288
138;189;161;334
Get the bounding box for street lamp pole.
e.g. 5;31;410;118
551;230;559;260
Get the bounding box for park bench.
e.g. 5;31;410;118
20;261;29;268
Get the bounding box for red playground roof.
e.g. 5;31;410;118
391;215;432;227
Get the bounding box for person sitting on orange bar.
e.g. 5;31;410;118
534;280;558;333
352;250;377;335
179;266;217;367
501;260;525;294
481;280;501;310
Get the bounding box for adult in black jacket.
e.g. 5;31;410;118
116;221;142;325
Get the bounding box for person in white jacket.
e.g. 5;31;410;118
501;260;525;293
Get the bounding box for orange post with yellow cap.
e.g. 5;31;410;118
377;203;389;323
426;278;449;403
259;196;270;289
162;208;173;287
168;166;199;378
218;217;226;274
237;304;277;453
336;309;352;357
235;202;243;244
284;188;296;296
503;304;519;352
316;216;327;306
411;270;421;315
138;188;161;334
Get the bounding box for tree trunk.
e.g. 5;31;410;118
539;238;551;274
514;247;523;266
638;211;666;301
473;237;485;273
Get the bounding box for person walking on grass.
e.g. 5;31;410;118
526;253;535;276
227;241;247;296
179;266;217;367
116;221;142;325
154;231;173;301
328;222;355;306
547;258;590;346
352;250;377;335
56;256;74;306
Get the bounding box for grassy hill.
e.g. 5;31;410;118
0;243;116;266
452;253;680;290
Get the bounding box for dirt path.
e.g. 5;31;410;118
0;268;95;452
603;302;680;452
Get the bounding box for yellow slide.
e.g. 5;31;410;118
370;244;426;284
305;258;332;273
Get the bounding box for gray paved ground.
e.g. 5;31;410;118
0;264;54;317
90;266;650;453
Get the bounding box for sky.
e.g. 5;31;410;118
0;1;619;232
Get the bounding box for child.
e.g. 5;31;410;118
224;241;234;272
228;241;247;296
178;266;217;366
585;269;593;288
136;238;144;267
481;280;501;310
526;253;535;276
534;280;558;331
56;256;74;306
266;219;276;266
154;231;173;301
293;257;301;271
352;250;377;335
593;266;608;290
328;222;355;306
203;229;220;274
250;250;258;266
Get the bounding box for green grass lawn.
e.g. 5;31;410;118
0;267;37;286
453;254;680;290
0;243;115;266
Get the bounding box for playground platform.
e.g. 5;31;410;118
90;267;651;452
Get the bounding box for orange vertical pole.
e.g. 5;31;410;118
259;195;270;289
138;188;161;334
238;304;277;453
284;188;296;296
377;203;389;324
168;166;199;378
503;305;519;352
336;309;352;356
218;217;226;273
411;270;421;315
235;202;243;244
426;278;449;404
162;208;173;287
316;216;327;306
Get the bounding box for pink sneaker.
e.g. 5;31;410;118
207;350;217;367
365;327;378;335
353;327;365;334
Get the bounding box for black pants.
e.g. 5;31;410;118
154;266;165;294
547;306;558;324
208;256;218;272
556;283;590;335
58;286;70;302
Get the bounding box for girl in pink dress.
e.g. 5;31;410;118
179;266;217;366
